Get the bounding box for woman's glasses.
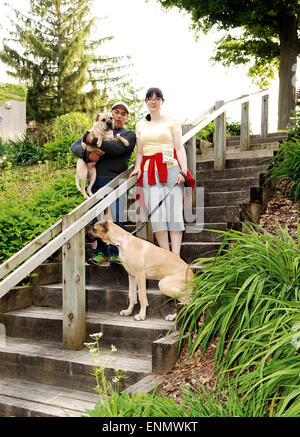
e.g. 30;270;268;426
146;97;162;103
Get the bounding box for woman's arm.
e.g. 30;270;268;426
129;136;143;178
173;131;187;184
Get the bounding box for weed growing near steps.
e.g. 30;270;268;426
82;333;251;417
83;333;167;418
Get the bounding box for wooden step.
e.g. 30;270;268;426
0;336;151;393
198;206;241;223
197;165;266;181
184;223;227;242
181;241;223;262
0;306;175;354
200;142;280;157
33;283;176;319
198;176;260;191
204;190;250;207
196;155;272;170
226;133;288;146
86;262;129;286
227;143;280;154
197;149;276;163
0;377;99;417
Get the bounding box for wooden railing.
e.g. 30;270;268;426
0;88;273;349
183;88;270;171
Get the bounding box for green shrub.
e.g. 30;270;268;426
43;112;91;164
226;120;241;136
196;121;242;142
267;138;300;201
128;145;136;167
43;133;79;162
51;111;91;140
2;135;44;166
32;172;82;217
0;137;5;156
288;109;300;136
226;310;300;417
0;171;82;264
196;121;215;142
0;200;50;263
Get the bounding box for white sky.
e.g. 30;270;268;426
0;0;285;132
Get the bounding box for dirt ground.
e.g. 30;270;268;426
159;181;300;400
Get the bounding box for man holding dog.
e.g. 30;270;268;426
71;102;136;265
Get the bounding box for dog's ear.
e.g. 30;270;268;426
97;214;109;233
94;112;102;122
100;220;109;233
104;207;113;222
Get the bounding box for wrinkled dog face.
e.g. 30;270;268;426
94;112;114;134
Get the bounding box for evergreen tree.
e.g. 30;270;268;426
0;0;130;121
115;83;145;130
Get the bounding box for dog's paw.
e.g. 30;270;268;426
165;313;177;321
120;309;132;317
134;313;146;321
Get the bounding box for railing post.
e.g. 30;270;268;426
62;213;86;350
261;94;269;138
182;124;196;207
240;101;250;151
214;100;226;169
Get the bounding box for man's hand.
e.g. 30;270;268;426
89;149;104;162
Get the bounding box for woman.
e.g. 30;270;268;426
130;87;193;257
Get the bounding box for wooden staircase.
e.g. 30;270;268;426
0;136;287;417
0;259;176;416
0;89;289;416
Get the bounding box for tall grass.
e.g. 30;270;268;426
175;223;300;416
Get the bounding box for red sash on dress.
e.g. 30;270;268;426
136;150;195;209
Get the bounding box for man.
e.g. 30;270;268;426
71;101;136;265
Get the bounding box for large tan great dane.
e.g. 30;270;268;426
88;210;193;321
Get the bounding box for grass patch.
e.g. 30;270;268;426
0;163;82;263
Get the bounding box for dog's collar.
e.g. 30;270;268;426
115;234;129;248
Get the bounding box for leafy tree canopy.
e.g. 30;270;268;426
157;0;300;128
158;0;299;33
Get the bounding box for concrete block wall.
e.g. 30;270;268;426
0;100;26;141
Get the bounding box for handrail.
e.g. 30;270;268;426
191;88;269;127
183;88;269;145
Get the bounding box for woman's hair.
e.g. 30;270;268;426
145;87;164;121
